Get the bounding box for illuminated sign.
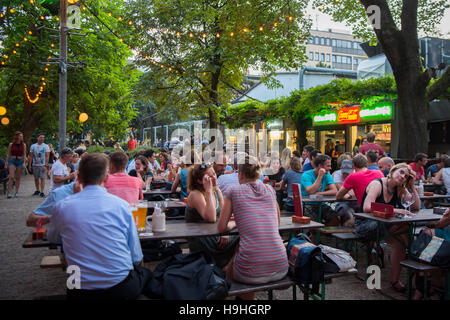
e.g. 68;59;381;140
313;102;393;126
313;112;337;125
359;104;392;120
338;107;360;124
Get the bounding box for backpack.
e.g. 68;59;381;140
319;245;357;273
147;252;230;300
410;231;450;268
141;239;182;262
286;234;325;294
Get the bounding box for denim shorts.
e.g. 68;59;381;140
8;158;24;168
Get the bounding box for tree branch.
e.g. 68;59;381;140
426;67;450;101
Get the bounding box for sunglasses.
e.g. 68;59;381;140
200;162;211;169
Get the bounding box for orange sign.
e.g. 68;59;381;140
338;107;360;124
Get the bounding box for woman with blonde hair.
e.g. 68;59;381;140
280;147;292;171
358;163;420;293
218;156;288;299
5;131;27;198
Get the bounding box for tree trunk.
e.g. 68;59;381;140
395;75;429;158
295;119;309;151
20;89;39;148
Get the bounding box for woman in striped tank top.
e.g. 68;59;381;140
218;155;288;300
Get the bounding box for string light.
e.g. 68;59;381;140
25;85;44;104
1;117;9;125
79;113;88;122
0;106;6;116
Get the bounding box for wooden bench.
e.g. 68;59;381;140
228;269;358;300
400;259;450;300
40;255;66;269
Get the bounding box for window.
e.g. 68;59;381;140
336;40;342;47
354;58;359;65
321;53;325;61
337;56;342;63
347;41;352;48
320;37;325;45
308;37;314;44
326;38;330;46
353;42;359;49
315;37;319;44
315;52;319;61
332;39;336;47
332;55;336;62
309;52;314;60
326;54;330;62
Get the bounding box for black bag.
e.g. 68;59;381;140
141;240;182;262
286;233;325;294
410;231;450;268
147;252;230;300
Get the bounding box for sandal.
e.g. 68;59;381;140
391;281;406;293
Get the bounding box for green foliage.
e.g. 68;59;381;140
0;0;139;145
125;0;312;126
224;75;397;126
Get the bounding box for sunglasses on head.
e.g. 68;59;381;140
200;162;211;169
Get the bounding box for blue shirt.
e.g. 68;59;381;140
180;167;189;198
302;162;313;172
47;185;143;290
34;182;74;216
282;170;303;206
368;164;380;170
300;170;334;197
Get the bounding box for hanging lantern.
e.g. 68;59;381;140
0;106;6;116
79;113;88;122
1;117;9;125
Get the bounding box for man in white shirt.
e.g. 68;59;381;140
28;134;50;197
50;148;76;191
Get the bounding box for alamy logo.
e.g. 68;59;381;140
367;5;381;30
67;5;81;29
366;265;381;289
66;265;81;289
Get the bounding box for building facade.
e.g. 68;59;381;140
304;29;368;71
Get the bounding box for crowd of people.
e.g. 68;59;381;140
2;129;448;300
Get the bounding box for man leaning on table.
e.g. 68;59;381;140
47;153;152;300
300;154;340;226
25;179;83;227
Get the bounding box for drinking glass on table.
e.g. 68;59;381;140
401;190;415;218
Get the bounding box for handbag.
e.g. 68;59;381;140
319;245;357;273
410;231;450;268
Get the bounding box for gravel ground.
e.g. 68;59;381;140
0;174;408;300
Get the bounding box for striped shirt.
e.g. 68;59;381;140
226;181;288;278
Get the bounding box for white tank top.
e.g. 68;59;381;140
444;168;450;195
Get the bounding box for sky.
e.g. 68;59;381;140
308;5;450;37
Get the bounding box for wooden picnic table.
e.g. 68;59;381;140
146;199;186;209
138;216;323;241
301;195;358;203
353;209;442;260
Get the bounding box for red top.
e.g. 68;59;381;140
127;139;137;151
358;143;386;157
409;162;425;181
11;143;24;158
343;169;384;206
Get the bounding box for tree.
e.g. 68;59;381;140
125;0;312;129
312;0;450;158
0;0;139;148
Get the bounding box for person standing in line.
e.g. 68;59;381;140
127;134;137;152
28;134;50;197
5;131;27;198
358;132;386;157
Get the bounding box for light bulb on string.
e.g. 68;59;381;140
1;117;9;125
0;106;6;116
79;113;88;122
